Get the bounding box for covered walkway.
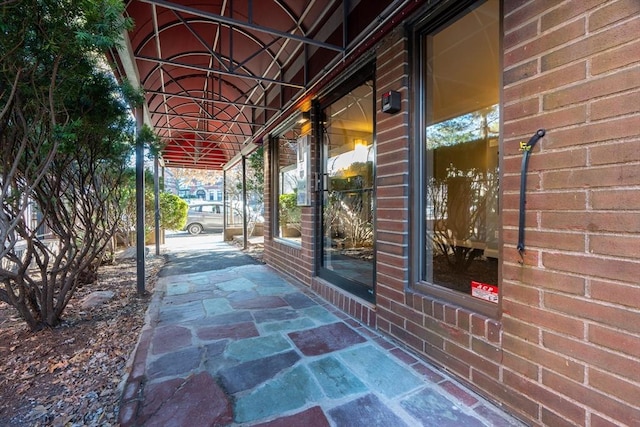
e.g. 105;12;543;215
118;234;524;426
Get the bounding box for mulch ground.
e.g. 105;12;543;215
0;254;165;426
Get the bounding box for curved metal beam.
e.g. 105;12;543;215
136;54;304;89
139;0;344;52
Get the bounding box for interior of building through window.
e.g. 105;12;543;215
423;0;500;298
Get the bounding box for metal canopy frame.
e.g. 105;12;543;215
113;0;407;170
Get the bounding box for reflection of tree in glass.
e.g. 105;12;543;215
429;166;498;272
325;160;374;249
279;192;301;234
427;106;499;149
225;148;264;236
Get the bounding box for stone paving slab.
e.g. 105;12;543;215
118;240;527;427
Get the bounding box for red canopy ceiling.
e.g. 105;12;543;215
110;0;414;170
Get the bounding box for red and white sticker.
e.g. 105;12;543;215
471;281;498;303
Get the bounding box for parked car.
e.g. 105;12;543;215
184;202;223;234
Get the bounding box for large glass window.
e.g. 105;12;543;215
274;123;304;243
419;0;500;306
319;77;375;302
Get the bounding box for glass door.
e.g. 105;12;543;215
319;78;375;302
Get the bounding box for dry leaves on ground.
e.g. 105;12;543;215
0;254;165;426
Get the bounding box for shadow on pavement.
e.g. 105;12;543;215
159;233;259;277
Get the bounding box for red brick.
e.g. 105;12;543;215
389;323;425;354
592;38;640;75
389;300;424;326
589;0;640;31
376;132;409;152
471;337;502;362
591;188;640;210
376;51;407;77
376;282;405;303
471;314;486;337
502;263;585;294
405;319;444;350
376;110;408;131
540;0;602;32
508;105;587;137
543;251;640;284
502;298;584;338
544;288;640;333
502;351;539;380
502;147;588;172
544;65;640;110
445;340;499;377
473;370;540;421
502;315;540;343
503;190;587;211
376;273;405;301
376;239;406;256
503;333;585;382
589;140;640;166
423;342;471;379
541;369;640;426
376;174;407;187
525;229;585;252
541;408;583;427
591;279;640;309
504;0;554;29
589;323;640;359
542;16;640;71
591;90;640;121
543;331;640;382
504;369;586;425
542;211;640;232
591;413;626;427
504;61;586;100
504;60;538;86
589;235;640;259
376;232;406;247
376;209;409;221
543;164;640;190
377;218;407;233
433;300;444;321
505;18;586;68
376;161;409;179
589;368;640;407
500;171;541;194
542;114;640;149
500;281;540;306
503;97;539;122
504;19;538;50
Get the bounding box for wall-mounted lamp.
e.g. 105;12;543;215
297;110;311;124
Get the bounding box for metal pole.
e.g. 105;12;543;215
154;154;161;256
135;109;146;295
242;155;248;250
223;169;227;233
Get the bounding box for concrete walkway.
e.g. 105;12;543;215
118;234;525;426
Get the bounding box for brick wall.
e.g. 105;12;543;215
374;26;411;325
500;1;640;425
264;1;639;425
371;1;640;426
374;23;517;424
263;136;313;287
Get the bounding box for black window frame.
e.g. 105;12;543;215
409;0;503;318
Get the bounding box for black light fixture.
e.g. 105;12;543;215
297;110;311;123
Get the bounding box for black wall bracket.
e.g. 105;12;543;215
517;129;546;262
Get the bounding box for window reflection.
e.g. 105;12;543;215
321;80;375;301
277;132;302;242
423;0;500;296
